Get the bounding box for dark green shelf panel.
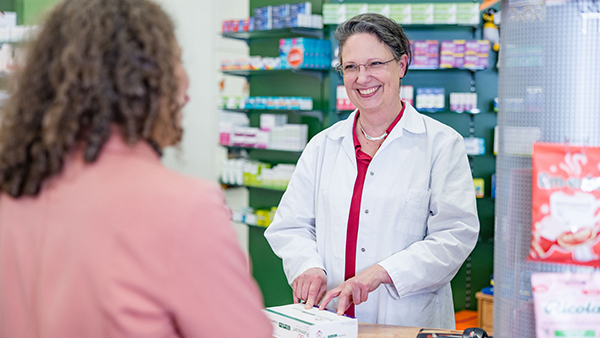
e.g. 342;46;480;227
221;108;324;122
222;27;324;42
325;23;479;29
221;182;287;193
222;68;329;81
248;225;293;307
222;145;302;155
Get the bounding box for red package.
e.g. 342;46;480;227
530;142;600;267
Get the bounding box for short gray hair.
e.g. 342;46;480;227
335;13;412;77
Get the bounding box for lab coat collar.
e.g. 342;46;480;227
326;102;426;142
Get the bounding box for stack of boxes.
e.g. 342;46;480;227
433;3;457;24
416;87;445;112
464;40;490;70
219;96;313;111
222;18;254;34
411;3;434;24
390;4;412;24
366;4;391;17
439;40;466;69
336;85;355;111
254;2;322;31
254;6;273;31
279;38;331;69
410;40;439;69
222;2;322;34
220;56;281;71
345;3;369;19
401;85;414;106
218;111;309;152
457;2;481;25
272;4;289;29
439;40;490;69
322;2;479;26
231;206;279;227
449;92;478;113
269;124;308;151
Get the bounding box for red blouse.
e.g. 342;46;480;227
344;104;405;317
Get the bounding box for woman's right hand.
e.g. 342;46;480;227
292;268;327;309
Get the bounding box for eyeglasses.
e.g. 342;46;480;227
336;58;397;77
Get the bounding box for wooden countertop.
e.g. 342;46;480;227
358;323;421;337
271;323;460;337
358;323;461;338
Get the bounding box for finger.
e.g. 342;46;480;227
319;288;340;311
292;280;299;303
300;279;310;302
361;288;369;303
337;291;350;315
351;286;362;306
305;279;324;309
316;284;327;305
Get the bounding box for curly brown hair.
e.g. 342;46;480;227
0;0;183;198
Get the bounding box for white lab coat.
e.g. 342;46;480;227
264;104;479;329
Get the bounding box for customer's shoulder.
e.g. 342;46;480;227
105;155;223;209
153;166;222;202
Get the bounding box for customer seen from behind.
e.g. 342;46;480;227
0;0;272;337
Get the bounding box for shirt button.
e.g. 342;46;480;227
361;248;366;252
370;171;374;176
364;209;369;214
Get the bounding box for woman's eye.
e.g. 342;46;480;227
370;61;383;67
344;64;357;70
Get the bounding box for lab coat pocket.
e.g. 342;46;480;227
397;189;431;236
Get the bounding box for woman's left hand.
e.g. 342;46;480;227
318;264;392;315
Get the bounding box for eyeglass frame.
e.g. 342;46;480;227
335;57;398;77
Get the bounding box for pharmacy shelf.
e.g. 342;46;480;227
222;145;303;155
222;68;328;81
408;67;483;72
220;182;287;192
336;108;481;115
222;27;324;42
420;109;482;115
325;23;479;29
221;108;324;122
233;221;270;229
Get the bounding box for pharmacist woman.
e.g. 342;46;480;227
265;13;479;329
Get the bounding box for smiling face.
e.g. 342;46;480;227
341;33;407;116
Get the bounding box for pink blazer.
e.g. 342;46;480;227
0;134;273;338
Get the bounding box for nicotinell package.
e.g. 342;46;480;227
531;143;600;267
264;303;357;338
532;272;600;338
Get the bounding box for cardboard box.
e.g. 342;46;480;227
264;304;358;338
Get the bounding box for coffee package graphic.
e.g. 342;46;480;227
531;142;600;267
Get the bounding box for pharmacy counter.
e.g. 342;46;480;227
357;323;460;338
269;322;461;337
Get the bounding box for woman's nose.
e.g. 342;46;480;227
355;67;370;83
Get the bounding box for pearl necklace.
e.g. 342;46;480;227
360;124;388;141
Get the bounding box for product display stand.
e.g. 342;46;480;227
495;1;600;337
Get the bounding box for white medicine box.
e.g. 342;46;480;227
264;303;358;338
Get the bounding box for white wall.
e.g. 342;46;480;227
153;0;251;254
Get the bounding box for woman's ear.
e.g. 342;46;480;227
398;54;409;78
